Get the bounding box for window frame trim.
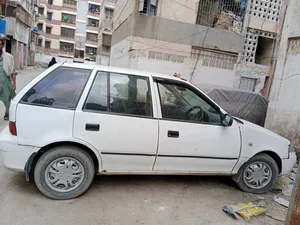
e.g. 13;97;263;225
19;66;92;110
82;71;155;119
153;77;224;126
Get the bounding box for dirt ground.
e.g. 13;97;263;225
0;68;291;225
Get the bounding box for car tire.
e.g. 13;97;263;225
236;153;279;194
34;146;95;200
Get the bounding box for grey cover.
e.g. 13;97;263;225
196;84;269;127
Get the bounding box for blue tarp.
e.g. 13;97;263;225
0;18;6;34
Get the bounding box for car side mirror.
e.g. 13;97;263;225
222;114;233;126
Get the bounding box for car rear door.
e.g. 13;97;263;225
73;69;159;172
153;78;241;173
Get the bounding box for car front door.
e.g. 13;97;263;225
153;78;241;174
73;70;158;172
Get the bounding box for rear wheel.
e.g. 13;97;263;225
236;153;279;194
34;146;95;199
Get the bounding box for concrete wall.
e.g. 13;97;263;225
110;36;237;88
157;0;197;24
112;13;244;54
35;53;96;65
265;0;300;150
113;0;135;30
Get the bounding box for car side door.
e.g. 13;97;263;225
73;70;159;172
153;78;241;173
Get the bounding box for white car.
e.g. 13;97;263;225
0;63;297;199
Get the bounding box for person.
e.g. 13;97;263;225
0;36;17;120
48;57;57;68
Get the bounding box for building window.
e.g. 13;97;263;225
86;32;98;42
60;42;74;52
239;77;256;92
105;8;113;19
45;41;51;48
46;26;52;34
48;0;53;5
37;23;43;31
196;0;246;33
61;27;75;38
37;39;43;47
75;49;84;58
63;0;76;5
89;4;100;14
88;18;99;27
86;46;97;55
138;0;157;16
38;7;44;15
47;12;53;20
61;13;76;24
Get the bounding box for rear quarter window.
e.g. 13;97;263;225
20;67;91;109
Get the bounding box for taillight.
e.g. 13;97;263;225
9;121;17;136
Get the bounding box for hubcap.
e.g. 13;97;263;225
243;161;272;189
45;157;85;192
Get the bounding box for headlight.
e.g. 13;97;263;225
289;144;295;153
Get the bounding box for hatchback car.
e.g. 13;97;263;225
0;63;297;199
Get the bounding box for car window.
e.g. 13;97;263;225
84;72;153;117
21;67;91;109
157;82;221;124
84;72;108;112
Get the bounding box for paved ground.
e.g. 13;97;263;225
0;68;289;225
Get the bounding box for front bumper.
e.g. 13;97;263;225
281;152;297;175
0;126;40;172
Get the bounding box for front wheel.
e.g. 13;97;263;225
236;153;279;194
34;146;95;200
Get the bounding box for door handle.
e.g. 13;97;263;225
85;123;100;131
168;130;179;138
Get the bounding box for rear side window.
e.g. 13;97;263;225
84;71;153;117
21;67;91;109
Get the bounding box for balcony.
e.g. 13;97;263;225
86;25;99;32
99;19;113;33
62;0;77;9
104;0;115;9
102;33;111;47
86;39;98;46
59;49;74;58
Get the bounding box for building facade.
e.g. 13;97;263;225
109;0;285;95
36;0;101;63
96;0;114;65
0;0;36;69
265;0;300;151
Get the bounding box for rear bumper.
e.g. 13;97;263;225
0;126;40;172
281;152;297;175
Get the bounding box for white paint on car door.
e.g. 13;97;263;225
73;70;159;172
153;78;241;173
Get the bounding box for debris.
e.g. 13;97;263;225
282;183;295;197
277;176;292;185
253;199;267;208
273;196;290;208
222;202;266;221
290;172;297;181
292;166;299;173
236;202;266;221
222;205;238;220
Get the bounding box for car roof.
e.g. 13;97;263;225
61;63;186;82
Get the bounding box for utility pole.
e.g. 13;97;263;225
285;165;300;224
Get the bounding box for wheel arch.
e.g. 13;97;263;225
232;150;282;182
27;141;102;181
